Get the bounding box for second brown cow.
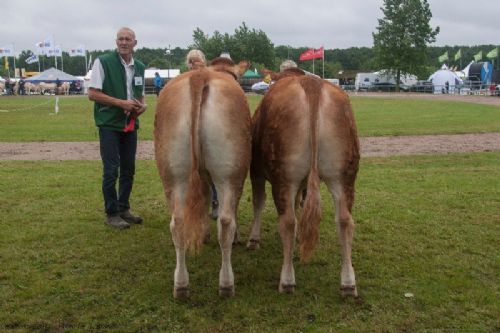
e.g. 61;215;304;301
248;69;360;297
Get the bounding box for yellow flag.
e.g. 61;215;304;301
486;47;498;59
4;57;9;70
474;51;482;62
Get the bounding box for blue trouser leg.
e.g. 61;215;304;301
99;128;137;216
211;183;218;203
118;130;137;212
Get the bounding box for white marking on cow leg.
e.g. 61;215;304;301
330;184;357;297
170;216;189;298
217;193;237;297
247;176;266;250
278;200;297;293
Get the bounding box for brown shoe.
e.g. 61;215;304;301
105;215;130;229
119;210;143;224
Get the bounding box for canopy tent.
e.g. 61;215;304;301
145;68;180;79
26;67;81;83
428;65;463;94
242;69;262;78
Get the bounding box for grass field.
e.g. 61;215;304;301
0;94;499;141
0;154;499;332
0;94;499;332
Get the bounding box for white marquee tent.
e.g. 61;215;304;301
26;67;81;83
428;65;463;94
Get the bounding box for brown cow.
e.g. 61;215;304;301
154;57;251;298
248;68;360;297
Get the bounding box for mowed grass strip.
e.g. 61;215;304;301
0;152;498;332
0;94;499;141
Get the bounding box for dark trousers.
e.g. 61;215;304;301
99;128;137;216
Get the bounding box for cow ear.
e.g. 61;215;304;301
235;60;250;77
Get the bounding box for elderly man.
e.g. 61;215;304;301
88;27;147;229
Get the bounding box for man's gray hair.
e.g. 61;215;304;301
280;60;298;72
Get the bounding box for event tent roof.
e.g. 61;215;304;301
26;67;81;83
242;69;262;78
428;65;463;93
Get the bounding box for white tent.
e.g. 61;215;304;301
145;68;180;79
26;67;81;83
428;65;463;94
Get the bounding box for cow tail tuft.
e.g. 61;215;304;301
298;77;323;262
184;71;209;254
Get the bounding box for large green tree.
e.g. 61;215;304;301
373;0;439;90
191;22;275;68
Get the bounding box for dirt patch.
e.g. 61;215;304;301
1;93;498;161
1;133;499;161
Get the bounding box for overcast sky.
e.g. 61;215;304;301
2;0;499;53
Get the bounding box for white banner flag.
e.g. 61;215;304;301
0;44;15;56
69;44;86;57
48;45;62;57
35;36;55;55
26;54;39;64
34;42;44;55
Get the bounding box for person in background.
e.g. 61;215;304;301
18;78;26;95
88;27;147;230
154;72;163;97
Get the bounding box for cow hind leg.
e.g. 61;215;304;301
247;174;266;250
217;187;240;297
170;214;190;298
327;181;358;297
273;184;298;293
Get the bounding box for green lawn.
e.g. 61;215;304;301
0;94;498;141
0;153;499;332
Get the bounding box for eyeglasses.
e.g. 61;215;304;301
116;37;135;42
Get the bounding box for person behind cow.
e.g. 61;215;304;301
280;59;298;71
154;72;163;97
18;78;26;95
185;49;206;70
88;27;147;229
185;49;219;220
5;79;12;95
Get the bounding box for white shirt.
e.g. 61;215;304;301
89;55;143;100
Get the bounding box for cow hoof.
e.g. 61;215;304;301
279;284;296;294
219;286;235;298
340;285;358;298
246;239;260;250
173;286;190;299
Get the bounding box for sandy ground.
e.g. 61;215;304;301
1;93;498;160
1;133;499;161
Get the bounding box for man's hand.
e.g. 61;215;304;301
122;99;147;116
133;99;147;116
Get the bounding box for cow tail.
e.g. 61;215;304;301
184;71;209;254
298;78;323;263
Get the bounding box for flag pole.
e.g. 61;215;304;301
53;35;57;69
322;49;325;78
84;47;88;75
312;49;315;75
12;42;16;77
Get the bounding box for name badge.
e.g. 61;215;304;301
134;76;143;86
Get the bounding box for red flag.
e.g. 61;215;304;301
299;47;324;61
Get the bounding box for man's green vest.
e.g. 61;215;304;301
93;51;145;131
